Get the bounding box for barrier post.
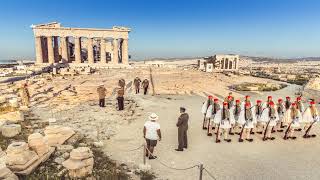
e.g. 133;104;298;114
199;163;203;180
143;144;146;165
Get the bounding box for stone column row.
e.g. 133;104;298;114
34;36;128;65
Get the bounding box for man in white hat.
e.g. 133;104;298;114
143;113;161;159
97;83;107;107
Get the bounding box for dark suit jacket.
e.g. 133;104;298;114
176;113;189;130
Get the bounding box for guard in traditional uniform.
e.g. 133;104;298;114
244;95;252;106
283;103;302;140
296;96;304;113
254;100;264;134
133;77;142;94
201;96;213;130
215;102;234;143
266;96;273;107
224;92;234;109
206;98;221;136
261;101;278;141
275;98;285;132
232;99;242;134
285;96;291;110
238;102;255;142
302;101;319;138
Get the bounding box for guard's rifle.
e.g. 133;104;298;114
262;108;271;140
284;108;307;139
303;116;319;137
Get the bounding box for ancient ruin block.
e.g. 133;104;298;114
0;111;24;123
28;133;50;156
44;125;75;146
2;124;21;138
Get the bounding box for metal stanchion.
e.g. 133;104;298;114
199;163;204;180
143;144;146;165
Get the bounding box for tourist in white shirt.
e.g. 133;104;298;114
143;113;162;160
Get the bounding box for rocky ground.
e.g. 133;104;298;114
1;65;318;180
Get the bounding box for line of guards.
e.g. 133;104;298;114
201;93;320;143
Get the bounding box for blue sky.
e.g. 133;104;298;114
0;0;319;60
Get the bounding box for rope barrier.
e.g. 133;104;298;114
145;146;199;171
204;168;218;180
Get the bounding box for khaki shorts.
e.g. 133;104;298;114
146;139;157;147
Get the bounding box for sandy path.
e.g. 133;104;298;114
104;84;320;180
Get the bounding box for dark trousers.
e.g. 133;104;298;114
178;128;188;150
135;86;140;94
99;98;105;107
144;86;148;95
117;97;124;110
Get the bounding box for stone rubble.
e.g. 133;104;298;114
0;111;24;123
62;147;94;178
44;125;75;146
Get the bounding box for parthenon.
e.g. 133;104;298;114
31;22;130;65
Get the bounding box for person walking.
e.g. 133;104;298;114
143;113;161;159
175;107;189;151
142;79;149;95
116;85;125;111
97;84;107;107
134;77;142;94
19;82;30;107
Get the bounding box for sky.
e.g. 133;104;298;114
0;0;319;60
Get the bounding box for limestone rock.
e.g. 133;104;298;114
0;111;24;123
0;166;19;180
69;147;93;160
44;125;75;146
28;133;50;156
8;98;19;108
0;96;6;104
2;124;21;138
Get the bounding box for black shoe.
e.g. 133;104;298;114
175;149;183;151
235;132;240;135
184;146;187;149
262;138;267;141
207;133;212;136
203;127;207;130
311;134;317;138
303;134;309;138
277;130;284;132
224;139;232;143
216;139;221;143
271;130;276;133
270;137;275;140
149;156;157;159
291;136;297;140
257;132;263;134
250;132;255;135
246;139;253;142
283;137;289;140
296;128;302;131
212;127;215;130
229;132;235;135
238;139;244;142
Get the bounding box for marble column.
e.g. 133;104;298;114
112;38;118;64
47;36;54;64
74;37;81;64
87;38;94;64
35;36;43;64
41;37;48;63
121;38;128;64
60;36;69;63
53;37;59;63
100;38;106;63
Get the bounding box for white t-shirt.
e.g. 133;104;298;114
144;120;160;140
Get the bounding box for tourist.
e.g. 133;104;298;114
215;102;233;143
238;102;255;142
19;82;30;107
134;77;142;94
116;85;125;111
206;98;220;136
175;107;189;151
118;79;126;89
261;101;278;141
285;96;291;110
142;79;149;95
276;98;285;132
143;113;161;159
302;101;319;138
96;84;107;107
283;103;301;140
201;95;213;130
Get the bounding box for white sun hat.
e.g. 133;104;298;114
149;113;159;121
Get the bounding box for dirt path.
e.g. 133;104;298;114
104;84;320;180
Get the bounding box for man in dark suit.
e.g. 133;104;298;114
175;107;189;151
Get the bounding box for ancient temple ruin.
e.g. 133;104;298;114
201;54;239;72
31;22;130;65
